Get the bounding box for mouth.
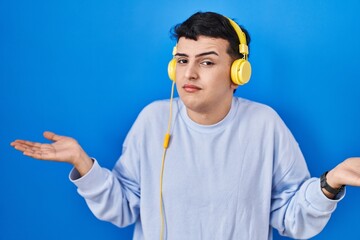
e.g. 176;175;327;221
183;83;202;93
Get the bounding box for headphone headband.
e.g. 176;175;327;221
226;17;249;56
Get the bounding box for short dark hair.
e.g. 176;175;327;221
170;11;251;60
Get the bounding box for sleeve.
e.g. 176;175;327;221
69;157;140;227
269;115;345;239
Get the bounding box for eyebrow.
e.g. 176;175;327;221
174;51;219;58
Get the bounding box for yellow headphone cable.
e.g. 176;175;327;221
160;80;175;240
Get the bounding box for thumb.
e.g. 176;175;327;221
43;131;62;142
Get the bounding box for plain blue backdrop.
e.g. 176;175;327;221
1;0;359;239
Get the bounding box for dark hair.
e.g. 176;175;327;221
170;11;251;60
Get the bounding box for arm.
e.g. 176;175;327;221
268;115;346;239
11;131;141;227
271;156;360;239
11;131;93;176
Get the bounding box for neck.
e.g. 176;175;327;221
186;97;233;125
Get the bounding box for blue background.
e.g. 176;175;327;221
1;0;359;239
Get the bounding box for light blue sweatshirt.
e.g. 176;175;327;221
70;97;343;240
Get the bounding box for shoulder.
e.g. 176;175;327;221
124;99;175;140
137;99;174;119
133;98;180;127
234;97;282;124
141;99;172;113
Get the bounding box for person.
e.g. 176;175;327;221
10;11;360;240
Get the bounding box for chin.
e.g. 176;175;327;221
181;98;207;113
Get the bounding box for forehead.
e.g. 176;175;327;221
176;36;230;56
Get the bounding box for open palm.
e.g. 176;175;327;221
11;131;93;176
11;131;81;163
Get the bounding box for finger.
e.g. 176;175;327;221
43;131;62;142
12;143;42;153
11;140;29;146
12;144;29;153
23;149;52;160
10;140;20;147
11;140;41;148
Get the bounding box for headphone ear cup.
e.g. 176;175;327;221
231;59;252;85
168;59;177;81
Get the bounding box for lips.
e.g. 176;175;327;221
183;83;202;93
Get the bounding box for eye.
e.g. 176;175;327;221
200;60;214;66
177;58;188;64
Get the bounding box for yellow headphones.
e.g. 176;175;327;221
167;16;252;85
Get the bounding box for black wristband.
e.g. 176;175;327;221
320;171;345;195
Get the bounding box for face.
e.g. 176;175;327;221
174;36;238;125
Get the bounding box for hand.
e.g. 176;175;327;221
322;157;360;198
11;131;93;176
327;157;360;187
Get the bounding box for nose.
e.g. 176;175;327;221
184;62;199;80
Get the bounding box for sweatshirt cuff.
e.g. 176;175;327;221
69;158;109;191
305;178;346;213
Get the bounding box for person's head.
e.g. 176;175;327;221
168;12;251;125
171;11;251;62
